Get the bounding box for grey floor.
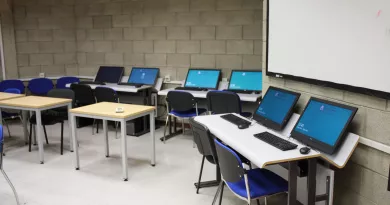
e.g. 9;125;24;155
0;120;287;205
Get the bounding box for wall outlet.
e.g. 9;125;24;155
164;75;171;82
39;72;45;77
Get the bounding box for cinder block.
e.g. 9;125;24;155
217;0;243;11
93;16;112;29
216;26;242;40
124;28;144;40
132;14;153;27
94;41;113;52
177;67;190;79
216;55;242;69
86;29;104;40
30;54;53;66
133;41;153;53
167;54;190;67
154;40;176;53
77;53;87;65
37;18;57;29
28;30;52;42
177;12;200;26
344;92;386;110
285;79;311;93
104;2;122;15
77;17;93;29
201;40;226;54
13;7;26;18
53;29;76;41
242;0;262;10
76;30;87;40
154;13;176;26
226;11;254;25
56;17;76;29
78;65;99;76
104;28;123;40
351;144;390;178
191;26;215;40
227;40;253;54
88;4;104;16
243;25;262;39
167;27;190;40
200;12;227;25
144;0;168;14
17;54;29;66
54;53;76;64
145;27;166;40
176;40;200;53
254;40;262;55
39;42;65;53
190;0;215;11
26;6;50;18
160;66;178;80
51;5;74;17
16;30;28;42
168;0;190;12
75;5;87;17
113;15;131;28
41;65;65;76
14;0;36;6
86;52;105;65
124;53;144;66
145;54;167;66
113;41;133;53
15;18;38;30
65;64;79;76
311;85;344;101
65;41;77;52
191;54;215;67
122;1;143;14
18;66;40;78
17;42;39;54
105;53;124;65
242;55;261;69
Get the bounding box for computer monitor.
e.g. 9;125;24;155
184;69;221;90
228;70;262;92
253;86;301;131
94;66;124;84
290;98;358;155
128;67;159;85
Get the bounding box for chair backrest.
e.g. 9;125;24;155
95;87;118;103
214;139;245;183
0;80;25;94
189;118;218;161
56;77;80;89
28;78;54;96
48;89;76;108
207;91;242;114
4;88;21;94
167;91;196;112
70;84;95;106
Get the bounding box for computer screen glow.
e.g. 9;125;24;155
185;70;220;88
229;71;262;91
128;68;159;85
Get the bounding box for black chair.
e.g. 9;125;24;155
29;89;75;155
94;87;119;136
207;91;252;117
70;84;96;134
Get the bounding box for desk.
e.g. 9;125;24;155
0;96;72;163
65;83;151;93
70;102;156;181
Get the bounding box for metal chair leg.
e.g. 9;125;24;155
256;199;261;205
33;125;37;145
196;156;206;194
218;181;225;205
3;120;11;137
60;122;64;155
1;169;21;205
29;123;32;152
92;119;95;135
212;182;223;205
43;125;49;144
264;197;267;205
182;119;185;134
115;122;119;139
163;115;169;144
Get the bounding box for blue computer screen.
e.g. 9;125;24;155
229;71;262;91
294;100;353;146
128;68;159;85
185;70;220;88
95;66;124;83
256;88;297;124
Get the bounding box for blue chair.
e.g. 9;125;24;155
214;139;288;205
0;79;25;94
56;77;80;89
162;91;207;143
0;126;21;205
206;91;252;117
28;78;54;96
2;88;23;137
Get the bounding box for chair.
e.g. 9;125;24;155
162;91;207;143
213;139;288;205
94;87;119;136
1;88;23;137
28;78;54;96
56;77;80;89
29;89;75;155
0;126;21;205
0;79;25;93
70;84;96;134
207;91;252;117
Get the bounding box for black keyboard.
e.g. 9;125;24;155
220;114;251;126
175;87;207;91
226;89;253;94
78;81;105;85
254;132;298;151
118;83;143;87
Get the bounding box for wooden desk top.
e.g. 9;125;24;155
0;96;71;109
70;102;155;119
0;92;25;101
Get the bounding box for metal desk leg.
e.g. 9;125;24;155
150;112;155;166
121;119;128;181
288;161;298;205
67;104;73;152
71;114;80;170
22;110;28;144
307;158;317;205
103;120;109;157
35;109;44;164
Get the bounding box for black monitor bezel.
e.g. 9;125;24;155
228;70;263;92
184;68;221;90
127;67;160;85
290;97;358;155
95;66;124;84
253;86;301;131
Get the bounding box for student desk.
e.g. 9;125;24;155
0;96;72;164
70;102;156;181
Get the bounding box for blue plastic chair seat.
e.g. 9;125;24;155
169;108;207;118
226;168;288;198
